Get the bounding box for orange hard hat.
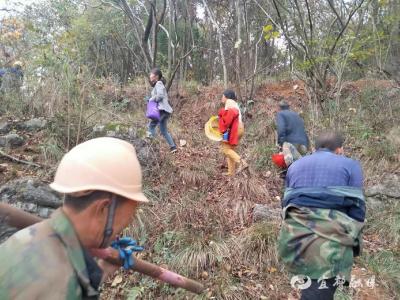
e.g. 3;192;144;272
272;153;287;168
50;137;148;203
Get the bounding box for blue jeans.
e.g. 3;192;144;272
148;110;176;148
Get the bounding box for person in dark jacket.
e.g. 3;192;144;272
0;61;23;92
275;100;309;155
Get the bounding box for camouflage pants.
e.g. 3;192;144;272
278;206;364;281
282;142;307;167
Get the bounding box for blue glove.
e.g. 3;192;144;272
111;237;144;270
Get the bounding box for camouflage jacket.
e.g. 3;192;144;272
0;209;101;299
278;205;364;281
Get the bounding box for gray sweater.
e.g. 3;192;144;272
151;81;173;114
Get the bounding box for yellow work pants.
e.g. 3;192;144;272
220;124;244;176
221;143;241;175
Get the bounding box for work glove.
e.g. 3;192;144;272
111;237;144;270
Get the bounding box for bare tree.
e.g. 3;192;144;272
256;0;367;109
202;0;228;88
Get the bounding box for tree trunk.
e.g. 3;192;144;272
167;0;173;76
235;0;242;100
151;6;157;67
202;0;228;88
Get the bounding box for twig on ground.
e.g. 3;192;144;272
0;150;42;168
93;105;130;124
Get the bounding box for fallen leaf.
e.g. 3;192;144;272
179;139;187;147
201;271;208;279
0;163;9;172
223;264;232;273
111;275;123;287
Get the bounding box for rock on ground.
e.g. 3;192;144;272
0;133;24;148
0;178;62;243
91;124;158;174
16;118;47;132
365;174;400;209
252;204;281;222
365;174;400;200
0;122;11;134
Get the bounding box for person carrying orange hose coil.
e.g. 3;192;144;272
218;89;248;176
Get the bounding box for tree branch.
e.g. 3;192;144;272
304;0;313;42
166;47;195;92
327;0;345;28
0;150;42;168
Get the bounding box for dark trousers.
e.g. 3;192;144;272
301;278;338;300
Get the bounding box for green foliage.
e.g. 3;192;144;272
39;137;65;164
252;143;277;171
322;85;399;162
0;92;27;116
363;138;397;161
262;24;280;41
126;286;145;300
153;231;183;264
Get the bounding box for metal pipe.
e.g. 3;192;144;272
0;203;205;294
90;248;205;294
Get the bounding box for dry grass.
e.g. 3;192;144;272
227;176;270;202
365;201;400;249
231;221;279;272
179;168;210;187
210;276;259;300
171;235;230;276
168;194;231;235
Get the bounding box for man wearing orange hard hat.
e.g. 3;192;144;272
0;137;148;299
